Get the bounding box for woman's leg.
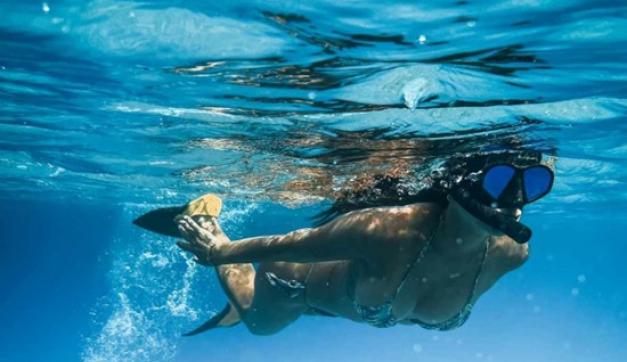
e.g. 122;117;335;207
203;218;309;335
215;261;310;335
216;264;255;311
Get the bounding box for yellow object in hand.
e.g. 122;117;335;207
181;194;223;218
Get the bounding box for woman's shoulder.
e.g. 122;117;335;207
405;201;446;213
405;202;445;232
386;202;445;221
339;202;442;221
361;202;445;236
348;202;444;223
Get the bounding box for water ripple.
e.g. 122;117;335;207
1;0;626;214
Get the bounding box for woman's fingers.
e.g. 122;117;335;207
178;217;208;242
183;216;217;243
177;223;191;238
174;214;223;267
178;218;194;233
183;215;203;233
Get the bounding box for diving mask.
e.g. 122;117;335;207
480;164;554;208
452;154;555;244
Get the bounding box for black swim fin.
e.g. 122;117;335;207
134;194;223;238
133;205;186;237
183;303;241;337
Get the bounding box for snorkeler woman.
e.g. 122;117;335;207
139;150;554;336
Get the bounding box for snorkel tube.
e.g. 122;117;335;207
451;188;532;244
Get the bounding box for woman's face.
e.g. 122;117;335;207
450;152;554;244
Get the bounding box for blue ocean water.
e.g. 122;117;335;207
1;0;626;361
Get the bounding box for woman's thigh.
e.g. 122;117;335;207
245;262;311;335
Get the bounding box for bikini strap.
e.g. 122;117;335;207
409;234;491;331
302;263;316;307
461;235;491;309
393;207;446;299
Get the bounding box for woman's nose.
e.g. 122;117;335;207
513;187;525;204
501;176;525;206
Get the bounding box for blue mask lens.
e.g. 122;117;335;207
483;165;516;199
523;166;553;202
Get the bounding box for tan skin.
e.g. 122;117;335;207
176;197;529;335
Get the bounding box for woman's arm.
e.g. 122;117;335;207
214;222;364;264
177;205;410;265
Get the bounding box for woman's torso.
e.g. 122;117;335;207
272;202;529;327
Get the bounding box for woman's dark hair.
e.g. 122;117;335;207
313;150;544;226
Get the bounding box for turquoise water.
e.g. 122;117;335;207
1;1;627;361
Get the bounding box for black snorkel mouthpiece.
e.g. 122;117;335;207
451;188;532;244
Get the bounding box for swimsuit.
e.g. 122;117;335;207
351;214;491;330
265;212;491;330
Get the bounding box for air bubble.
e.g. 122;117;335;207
525;293;534;301
577;274;587;283
418;34;427;44
42;2;50;13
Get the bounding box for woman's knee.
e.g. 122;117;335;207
245;322;284;336
240;262;308;335
240;295;304;336
243;313;290;336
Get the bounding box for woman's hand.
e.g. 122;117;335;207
176;215;229;266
